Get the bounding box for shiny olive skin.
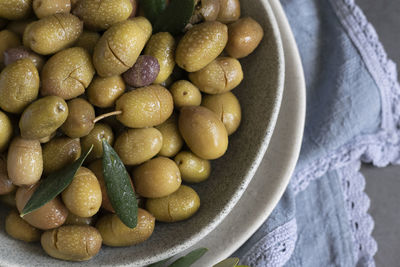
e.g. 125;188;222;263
0;30;21;68
169;80;202;109
179;106;228;160
0;58;39;114
226;17;264;59
7;137;43;186
0;111;13;152
16;185;68;230
174;151;211;183
191;0;220;23
202;92;241;135
0;0;32;20
5;209;41;242
74;30;101;54
4;46;45;71
0;155;16;195
114;128;163;166
62;167;102;218
81;123;114;162
122;55;160;87
41;225;102;261
87;76;126;108
189;57;243;94
156;114;184;157
217;0;240;23
93;17;152;77
41;47;95;100
42;137;81;174
19;96;69;140
61;98;95;138
133;156;181;198
146;185;200;222
96;209;155;247
23;14;83;55
33;0;71;18
116;85;174;128
65;213;94;226
175;21;228;72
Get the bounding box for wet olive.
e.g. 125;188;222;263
81;123;114;162
61;98;95;138
42;137;81;174
156;114;184;157
169;80;202;108
122;55;160;88
0;111;13;152
174;151;211;183
87;76;126;108
5;209;41;242
33;0;71;19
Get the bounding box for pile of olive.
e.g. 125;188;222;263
0;0;264;262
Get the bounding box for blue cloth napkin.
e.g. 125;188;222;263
233;0;400;266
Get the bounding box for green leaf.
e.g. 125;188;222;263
147;257;173;267
168;248;208;267
102;140;138;228
140;0;168;24
213;258;240;267
21;145;93;216
153;0;196;35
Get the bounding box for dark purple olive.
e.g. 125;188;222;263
123;55;160;88
4;46;45;71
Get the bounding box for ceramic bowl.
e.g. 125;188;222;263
0;1;284;266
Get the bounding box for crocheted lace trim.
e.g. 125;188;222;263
241;219;297;267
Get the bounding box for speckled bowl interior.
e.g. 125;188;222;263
0;1;284;266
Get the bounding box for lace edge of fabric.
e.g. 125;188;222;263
240;218;297;267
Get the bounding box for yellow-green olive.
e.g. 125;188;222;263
96;209;154;247
146;185;200;222
0;0;32;20
93;17;152;77
38;132;56;144
33;0;71;19
179;106;228;160
226;17;264;59
0;192;16;207
81;123;114;162
133;156;181;198
23;14;83;55
0;155;16;195
61;98;95;138
42;137;81;174
73;0;132;30
41;47;95;100
116;85;174;128
201;92;241;135
191;0;220;23
73;30;101;54
4;46;45;71
174;151;211;183
7;137;43;186
0;30;21;67
144;32;176;84
189;57;243;94
16;185;68;230
217;0;240;23
19;96;69;140
5;209;41;242
87;76;126;108
175;21;228;72
169;80;202;108
0;58;39;114
41;225;102;261
65;213;94;226
156;114;183;157
62;167;102;218
0;111;13;152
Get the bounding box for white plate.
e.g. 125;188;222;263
177;0;306;265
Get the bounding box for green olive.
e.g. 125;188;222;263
7;137;43;186
5;209;41;242
169;80;202;109
87;76;126;108
133;156;181;198
217;0;240;23
0;111;13;152
114;128;163;166
74;30;101;54
62;167;102;218
116;85;174;128
156;114;184;157
146;185;200;222
81;123;114;162
42;137;81;174
96;209;155;247
0;0;32;20
0;30;21;68
19;96;69;140
41;225;102;261
0;58;39;114
179;106;228;160
33;0;71;19
174;151;211;183
61;98;95;138
64;213;94;226
0;155;16;195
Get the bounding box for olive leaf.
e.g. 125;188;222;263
153;0;196;35
139;0;168;24
102;140;138;228
21;145;94;217
168;248;208;267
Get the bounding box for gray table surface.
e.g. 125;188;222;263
355;1;400;266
